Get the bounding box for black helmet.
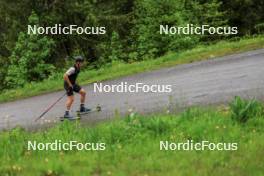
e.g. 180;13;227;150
74;56;84;62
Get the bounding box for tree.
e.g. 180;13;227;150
186;0;228;40
5;12;55;88
108;31;123;62
130;0;198;61
220;0;264;35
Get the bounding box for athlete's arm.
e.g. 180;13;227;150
64;67;75;87
64;74;72;87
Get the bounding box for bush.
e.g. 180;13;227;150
5;12;55;88
229;96;263;123
130;0;199;60
0;57;9;89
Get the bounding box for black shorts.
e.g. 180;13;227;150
64;82;82;96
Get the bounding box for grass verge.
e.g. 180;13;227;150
1;36;264;103
0;98;264;175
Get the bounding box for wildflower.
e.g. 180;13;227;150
12;165;17;170
47;170;53;175
45;158;49;163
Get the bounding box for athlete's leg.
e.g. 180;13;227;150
78;88;91;112
64;95;74;118
79;88;86;104
64;82;74;118
66;95;74;110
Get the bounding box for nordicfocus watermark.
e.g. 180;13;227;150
28;24;106;35
160;140;238;151
160;24;238;35
27;140;106;151
94;82;172;93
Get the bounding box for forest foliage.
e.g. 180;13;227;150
0;0;263;89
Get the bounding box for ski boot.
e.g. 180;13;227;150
80;104;91;113
63;111;76;120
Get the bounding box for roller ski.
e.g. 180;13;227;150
76;104;102;116
60;111;80;121
60;105;101;121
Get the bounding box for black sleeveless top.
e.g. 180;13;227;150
66;65;80;84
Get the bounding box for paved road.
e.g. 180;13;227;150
1;49;264;130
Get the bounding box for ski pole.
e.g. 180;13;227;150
35;93;67;122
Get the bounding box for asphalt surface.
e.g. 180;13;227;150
0;49;264;130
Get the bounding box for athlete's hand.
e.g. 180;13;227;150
68;85;73;92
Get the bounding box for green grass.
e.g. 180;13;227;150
1;36;264;103
1;99;264;176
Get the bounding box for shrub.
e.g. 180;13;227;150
130;0;198;60
5;12;55;88
229;96;263;123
